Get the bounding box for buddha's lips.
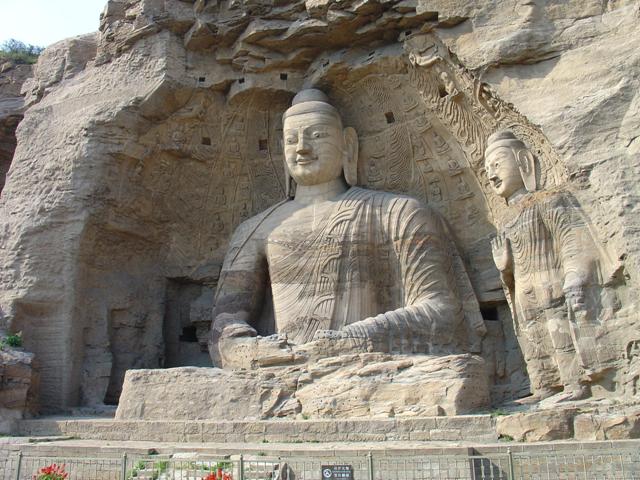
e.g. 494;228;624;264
296;156;317;165
491;178;502;188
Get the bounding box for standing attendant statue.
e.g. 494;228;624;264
486;130;609;402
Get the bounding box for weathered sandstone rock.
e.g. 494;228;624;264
116;353;489;420
496;408;576;442
0;347;37;432
574;410;640;441
0;61;31;193
0;0;637;420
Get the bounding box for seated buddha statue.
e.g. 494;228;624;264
208;89;485;369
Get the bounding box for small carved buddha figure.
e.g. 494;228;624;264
486;130;605;402
208;89;485;369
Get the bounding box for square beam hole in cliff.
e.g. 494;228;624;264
202;137;211;146
238;77;245;84
280;73;288;80
198;76;206;83
385;112;395;124
259;139;268;151
179;325;198;342
480;306;499;321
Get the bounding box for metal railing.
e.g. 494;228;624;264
2;448;639;480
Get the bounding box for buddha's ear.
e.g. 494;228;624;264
343;126;359;186
516;148;537;192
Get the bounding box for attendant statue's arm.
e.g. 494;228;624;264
313;197;466;354
542;194;595;311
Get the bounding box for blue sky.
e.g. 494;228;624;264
0;0;107;47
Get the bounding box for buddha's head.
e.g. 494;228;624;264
484;130;537;200
282;89;358;195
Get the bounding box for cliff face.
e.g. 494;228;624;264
0;0;638;411
0;60;32;193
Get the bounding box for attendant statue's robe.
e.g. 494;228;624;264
497;191;608;395
209;187;484;366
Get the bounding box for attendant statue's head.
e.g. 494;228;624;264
282;89;358;196
484;130;537;201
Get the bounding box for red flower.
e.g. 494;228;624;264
33;463;68;480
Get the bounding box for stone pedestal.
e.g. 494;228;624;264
115;353;489;421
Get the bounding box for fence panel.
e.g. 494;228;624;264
511;450;640;480
121;456;236;480
9;455;122;480
2;447;638;480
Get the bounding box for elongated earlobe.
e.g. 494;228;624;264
516;149;537;192
343;127;359;186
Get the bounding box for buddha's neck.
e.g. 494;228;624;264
294;177;349;205
507;187;529;206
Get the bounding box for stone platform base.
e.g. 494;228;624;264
496;405;640;442
16;415;497;443
5;435;640;460
116;353;489;421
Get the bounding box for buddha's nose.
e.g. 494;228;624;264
296;136;311;155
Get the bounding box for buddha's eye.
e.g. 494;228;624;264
285;136;297;145
312;131;328;139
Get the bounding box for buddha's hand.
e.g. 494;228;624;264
213;312;256;338
291;330;350;362
308;329;371;356
218;327;300;369
253;334;301;368
490;233;512;274
313;329;348;340
212;312;258;369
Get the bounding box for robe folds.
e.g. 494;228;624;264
210;187;484;364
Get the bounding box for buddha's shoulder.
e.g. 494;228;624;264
229;200;288;241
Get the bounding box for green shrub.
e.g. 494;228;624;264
0;39;44;65
0;332;22;350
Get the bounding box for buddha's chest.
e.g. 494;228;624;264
266;202;352;259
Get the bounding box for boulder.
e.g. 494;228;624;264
574;411;640;441
0;347;37;433
496;408;576;442
116;354;489;420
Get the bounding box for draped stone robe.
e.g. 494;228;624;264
498;191;601;392
210;187;481;365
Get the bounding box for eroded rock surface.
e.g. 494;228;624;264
0;0;638;418
0;60;31;193
116;353;489;420
496;408;577;442
0;347;37;433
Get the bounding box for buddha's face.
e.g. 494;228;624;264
485;146;525;199
283;111;345;186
